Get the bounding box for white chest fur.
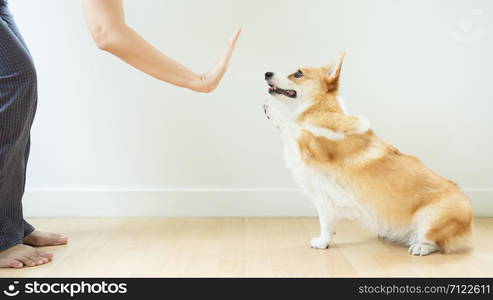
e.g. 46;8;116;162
280;128;357;210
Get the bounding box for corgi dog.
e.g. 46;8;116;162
263;53;472;256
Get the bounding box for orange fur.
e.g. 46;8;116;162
292;53;473;253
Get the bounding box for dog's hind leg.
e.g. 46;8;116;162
407;214;440;256
408;196;472;256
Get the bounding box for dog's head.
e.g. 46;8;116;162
265;52;346;113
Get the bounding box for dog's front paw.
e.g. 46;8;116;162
408;243;438;256
263;103;271;120
262;101;285;129
309;237;331;249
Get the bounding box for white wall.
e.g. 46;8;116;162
9;0;493;217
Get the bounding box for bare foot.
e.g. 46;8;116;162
0;244;53;268
23;230;68;247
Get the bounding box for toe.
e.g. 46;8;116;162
37;251;53;260
21;257;36;267
56;235;68;245
28;255;43;265
34;252;50;264
9;260;23;268
32;256;45;265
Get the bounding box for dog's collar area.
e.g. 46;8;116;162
267;83;297;98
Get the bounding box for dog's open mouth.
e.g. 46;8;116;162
268;83;297;98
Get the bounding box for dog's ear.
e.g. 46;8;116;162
323;52;346;92
327;52;346;80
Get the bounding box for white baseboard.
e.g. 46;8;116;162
23;188;492;218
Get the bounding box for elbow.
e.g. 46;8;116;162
91;26;120;52
94;36;111;52
92;29;113;52
199;85;215;94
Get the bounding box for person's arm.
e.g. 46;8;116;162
81;0;240;93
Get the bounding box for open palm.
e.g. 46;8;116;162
196;28;242;93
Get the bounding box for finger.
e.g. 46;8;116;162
228;28;241;51
222;28;242;63
228;28;242;46
204;28;241;91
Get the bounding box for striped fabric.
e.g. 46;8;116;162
0;0;37;251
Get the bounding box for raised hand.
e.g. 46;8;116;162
191;28;242;93
83;0;241;94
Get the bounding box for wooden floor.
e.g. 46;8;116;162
0;218;492;277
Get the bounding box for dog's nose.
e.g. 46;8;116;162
265;72;274;80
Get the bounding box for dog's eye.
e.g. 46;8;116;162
294;70;304;78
